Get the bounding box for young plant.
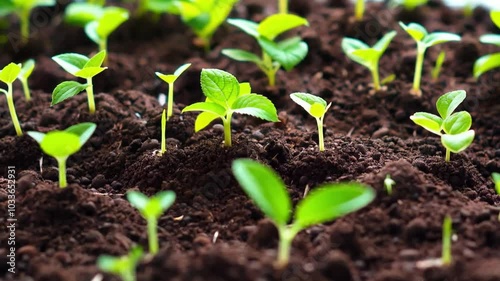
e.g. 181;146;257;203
441;215;452;266
290;92;331;151
232;158;375;267
384;174;395;195
410;90;475;162
52;51;108;114
355;0;364;21
473;11;500;78
390;0;428;10
0;62;22;136
140;0;182;16
0;0;56;45
222;14;309;86
18;59;34;101
126;190;176;254
278;0;287;14
85;7;129;54
97;246;143;281
431;51;445;82
27;123;96;188
399;22;460;96
155;63;191;121
492;173;500;195
182;69;279;147
342;31;397;91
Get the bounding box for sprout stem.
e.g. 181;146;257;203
57;157;68;188
223;115;232;147
442;215;452;265
316;117;325;151
445;148;450;162
147;217;159;254
370;64;381;91
279;0;288;14
161;109;166;155
355;0;365;21
100;41;108;65
21;78;31;101
167;82;174;120
276;225;300;268
19;9;30;45
413;46;425;96
86;78;96;114
6;83;22;136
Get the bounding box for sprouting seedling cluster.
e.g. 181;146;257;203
474;11;500;78
0;62;23;136
52;51;108;114
410;90;475;162
127;190;176;254
342;31;397;91
97;246;143;281
222;14;309;86
27;123;96;188
399;22;461;96
182;69;279;147
290;92;331;152
232;158;375;267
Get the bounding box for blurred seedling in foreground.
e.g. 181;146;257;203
97;246;143;281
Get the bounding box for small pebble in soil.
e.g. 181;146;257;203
139;138;160;152
372;127;389;138
111;181;123;190
251;130;264;140
91;174;107;188
212;124;224;133
42;167;59;181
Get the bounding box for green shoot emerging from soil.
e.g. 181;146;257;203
156;63;191;121
399;22;460;96
85;7;129;54
127;190;176;254
410;90;475;162
27;123;96;188
97;246;143;281
355;0;364;20
492;173;500;195
278;0;288;14
17;59;34;101
232;159;375;267
52;51;108;114
290;92;331;151
0;62;23;136
474;11;500;78
391;0;428;10
182;69;279;147
342;31;397;91
442;215;452;266
384;174;395;195
431;51;445;82
177;0;238;49
222;14;309;86
0;0;56;44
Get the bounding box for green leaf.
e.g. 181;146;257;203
195;111;220;132
443;111;472;135
75;66;107;79
239;82;251;95
174;63;191;77
257;14;308;40
155;191;176;211
0;63;21;84
96;7;129;39
27;131;45;143
492;172;500;194
39;131;82;158
64;3;104;26
441;130;475;153
491;10;500;29
310;103;326;118
51;81;88;105
399;22;427;42
436;90;466;119
155;63;191;84
410;112;443;135
182;102;226;117
231;94;279;122
290;92;327;117
422;32;461;47
222;49;262;64
232;159;291;226
351;49;380;68
84;50;107;68
227;18;259;37
373;30;397;52
0;1;15;17
294;182;375;229
65;122;97;145
479;34;500;46
473;53;500;78
52;53;89;75
341;37;370;53
85;21;100;44
127;191;149;212
19;59;35;79
258;37;308;71
200;68;239;103
148;0;180;14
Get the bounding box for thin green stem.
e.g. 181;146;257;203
355;0;365;21
86;78;96;114
100;40;108;65
370;64;381;91
413;45;426;94
223;114;233;147
167;82;174;120
147;217;159;254
279;0;288;14
6;83;22;136
316;117;325;151
56;157;68;188
21;78;31;101
261;53;278;86
445;148;450;162
276;225;300;268
161;109;166;155
137;0;148;16
19;9;30;45
442;215;452;265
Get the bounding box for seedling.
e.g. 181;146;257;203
355;0;364;21
182;69;279;147
278;0;287;14
222;14;309;86
431;51;445;82
384;174;395;195
0;62;22;136
410;90;475;162
64;2;105;26
441;215;452;266
342;31;397;91
97;246;143;281
141;0;182;15
52;51;108;114
399;22;460;96
127;190;176;254
27;123;96;188
85;7;129;54
155;63;191;121
0;0;56;44
473;11;500;78
492;173;500;195
390;0;428;10
177;0;238;49
18;59;34;101
232;158;375;267
290;92;331;151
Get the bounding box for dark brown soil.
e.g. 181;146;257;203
1;0;499;280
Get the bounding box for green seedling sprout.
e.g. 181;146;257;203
52;51;108;114
381;73;396;85
399;22;460;96
342;31;397;91
177;0;238;49
0;62;22;136
222;14;309;86
390;0;428;11
431;51;445;82
27;123;96;188
127;190;176;254
278;0;288;14
155;63;191;121
140;0;182;16
17;59;34;101
410;90;475;162
97;246;143;281
384;174;395;195
182;69;279;147
474;11;500;78
85;7;129;55
493;173;500;195
355;0;364;21
0;0;56;45
441;215;452;266
290;92;331;151
232;158;375;267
